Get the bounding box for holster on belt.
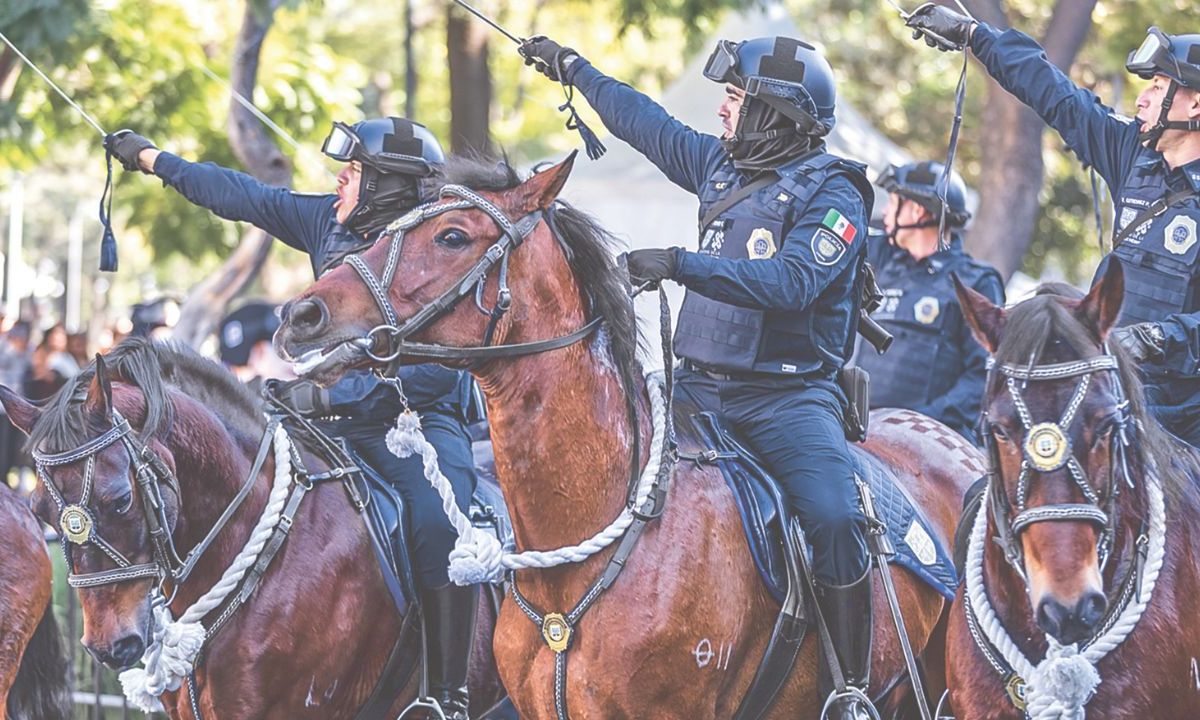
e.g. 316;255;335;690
838;366;870;443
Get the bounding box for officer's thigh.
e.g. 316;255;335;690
723;382;865;553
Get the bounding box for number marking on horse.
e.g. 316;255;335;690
694;638;732;670
1191;657;1200;691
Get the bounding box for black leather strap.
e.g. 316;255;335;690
700;172;779;231
1113;188;1197;248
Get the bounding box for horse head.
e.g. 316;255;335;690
0;356;181;670
955;260;1136;646
276;154;585;384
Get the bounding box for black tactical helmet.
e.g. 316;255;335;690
321;117;445;235
878;161;971;227
703;36;836;136
1125;28;1200;147
1126;27;1200;89
321;117;445;175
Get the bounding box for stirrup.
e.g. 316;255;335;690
819;686;882;720
397;696;448;720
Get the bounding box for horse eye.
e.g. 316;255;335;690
1091;419;1117;450
991;424;1012;443
435;228;471;249
114;491;134;515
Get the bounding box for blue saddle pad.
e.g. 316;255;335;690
684;409;958;603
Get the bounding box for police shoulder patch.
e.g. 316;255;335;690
810;228;848;266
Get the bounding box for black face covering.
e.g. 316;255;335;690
721;96;815;171
344;165;423;238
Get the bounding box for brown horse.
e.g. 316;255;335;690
0;340;506;719
274;154;978;718
945;261;1200;719
0;483;70;720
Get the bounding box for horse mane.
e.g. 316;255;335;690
433;154;643;383
994;284;1200;505
28;337;264;453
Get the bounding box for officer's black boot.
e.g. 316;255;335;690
815;570;875;720
420;583;478;720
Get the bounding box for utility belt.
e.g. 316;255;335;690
680;360;828;384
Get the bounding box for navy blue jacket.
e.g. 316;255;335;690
570;61;871;377
858;232;1004;440
970;25;1200;441
152;152;466;416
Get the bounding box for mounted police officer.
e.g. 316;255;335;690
906;10;1200;446
858;161;1004;442
520;35;877;717
104;119;478;718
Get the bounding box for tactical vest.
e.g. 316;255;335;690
1106;158;1200;325
673;152;873;376
857;244;997;413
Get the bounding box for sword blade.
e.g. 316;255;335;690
449;0;523;45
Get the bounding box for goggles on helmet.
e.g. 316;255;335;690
1126;27;1178;80
703;40;741;85
321;122;361;163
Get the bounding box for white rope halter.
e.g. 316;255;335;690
387;372;667;585
119;423;297;712
964;463;1166;719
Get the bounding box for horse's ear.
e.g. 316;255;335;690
0;385;39;436
1076;258;1124;341
953;272;1006;353
83;354;114;422
516;151;577;213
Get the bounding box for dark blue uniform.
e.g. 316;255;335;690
858;232;1004;442
571;62;872;585
970;25;1200;445
152;152;476;588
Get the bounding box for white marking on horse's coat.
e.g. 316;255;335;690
1191;658;1200;690
694;638;714;668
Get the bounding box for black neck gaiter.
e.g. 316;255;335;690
721;97;816;172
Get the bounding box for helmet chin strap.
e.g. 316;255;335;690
885;199;940;246
1139;80;1200;151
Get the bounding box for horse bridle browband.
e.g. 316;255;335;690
341;183;602;364
983;351;1134;576
34;410;281;591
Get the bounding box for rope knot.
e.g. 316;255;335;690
385;411;424;459
448;527;505;585
1026;642;1100;718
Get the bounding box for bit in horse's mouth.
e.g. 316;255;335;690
289;339;367;379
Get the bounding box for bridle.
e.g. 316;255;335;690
982;350;1135;579
34;407;282;593
35;410;184;590
341;183;603;365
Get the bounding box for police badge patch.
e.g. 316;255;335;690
810;228;847;266
1164;215;1198;256
914;296;940;324
747;227;777;259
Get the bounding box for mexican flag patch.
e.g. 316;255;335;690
821;209;857;243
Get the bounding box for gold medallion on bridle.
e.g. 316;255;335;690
60;505;93;544
1005;675;1028;711
1025;422;1069;472
542;613;572;654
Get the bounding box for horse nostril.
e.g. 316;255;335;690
110;633;145;670
287;298;329;337
1037;597;1068;638
1077;591;1108;632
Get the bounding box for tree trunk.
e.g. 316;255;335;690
962;0;1099;280
0;48;22;102
172;0;291;347
447;4;492;156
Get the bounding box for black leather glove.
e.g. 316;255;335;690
1112;322;1166;363
276;379;332;418
518;35;580;83
905;3;977;52
626;248;681;288
104;130;157;174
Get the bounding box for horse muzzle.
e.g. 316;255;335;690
1036;590;1108;646
87;631;147;671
